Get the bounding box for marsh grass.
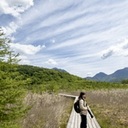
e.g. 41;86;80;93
86;89;128;128
21;92;73;128
21;89;128;128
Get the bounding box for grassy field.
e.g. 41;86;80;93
21;89;128;128
21;92;73;128
87;89;128;128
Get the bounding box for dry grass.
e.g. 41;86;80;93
86;89;128;128
21;89;128;128
21;92;73;128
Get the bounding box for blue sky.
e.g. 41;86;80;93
1;0;128;77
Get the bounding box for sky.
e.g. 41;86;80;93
0;0;128;78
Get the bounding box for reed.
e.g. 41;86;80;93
21;92;73;128
87;89;128;128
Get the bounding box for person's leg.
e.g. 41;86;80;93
80;115;87;128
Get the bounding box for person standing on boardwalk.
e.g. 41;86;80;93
79;92;88;128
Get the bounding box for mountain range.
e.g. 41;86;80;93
86;67;128;82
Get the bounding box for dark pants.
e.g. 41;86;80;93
80;114;87;128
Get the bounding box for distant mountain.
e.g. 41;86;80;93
86;67;128;82
52;67;68;73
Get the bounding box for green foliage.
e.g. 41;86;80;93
0;27;20;64
15;64;128;93
121;79;128;84
0;28;27;128
0;63;27;128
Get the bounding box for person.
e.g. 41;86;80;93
78;92;88;128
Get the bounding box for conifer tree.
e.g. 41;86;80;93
0;27;26;128
0;27;20;64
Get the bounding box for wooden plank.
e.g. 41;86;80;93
59;93;77;98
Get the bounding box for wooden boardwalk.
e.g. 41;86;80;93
59;94;101;128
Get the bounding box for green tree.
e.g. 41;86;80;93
0;27;20;64
121;79;128;84
0;28;26;128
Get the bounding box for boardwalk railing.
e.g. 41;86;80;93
59;93;101;128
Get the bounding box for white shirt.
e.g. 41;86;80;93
79;99;88;115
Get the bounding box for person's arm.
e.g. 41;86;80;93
79;99;87;111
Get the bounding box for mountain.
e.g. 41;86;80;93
86;67;128;82
52;67;68;73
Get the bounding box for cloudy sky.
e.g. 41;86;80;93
1;0;128;78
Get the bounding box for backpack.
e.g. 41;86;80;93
74;100;80;113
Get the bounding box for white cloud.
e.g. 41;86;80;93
45;59;58;65
101;39;128;59
24;0;128;45
0;0;34;17
51;39;56;43
18;55;31;64
49;35;89;50
2;21;20;36
1;0;128;77
1;0;34;36
10;43;45;55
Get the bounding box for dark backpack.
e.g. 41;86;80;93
74;100;80;113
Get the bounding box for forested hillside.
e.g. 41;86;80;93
15;64;128;92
